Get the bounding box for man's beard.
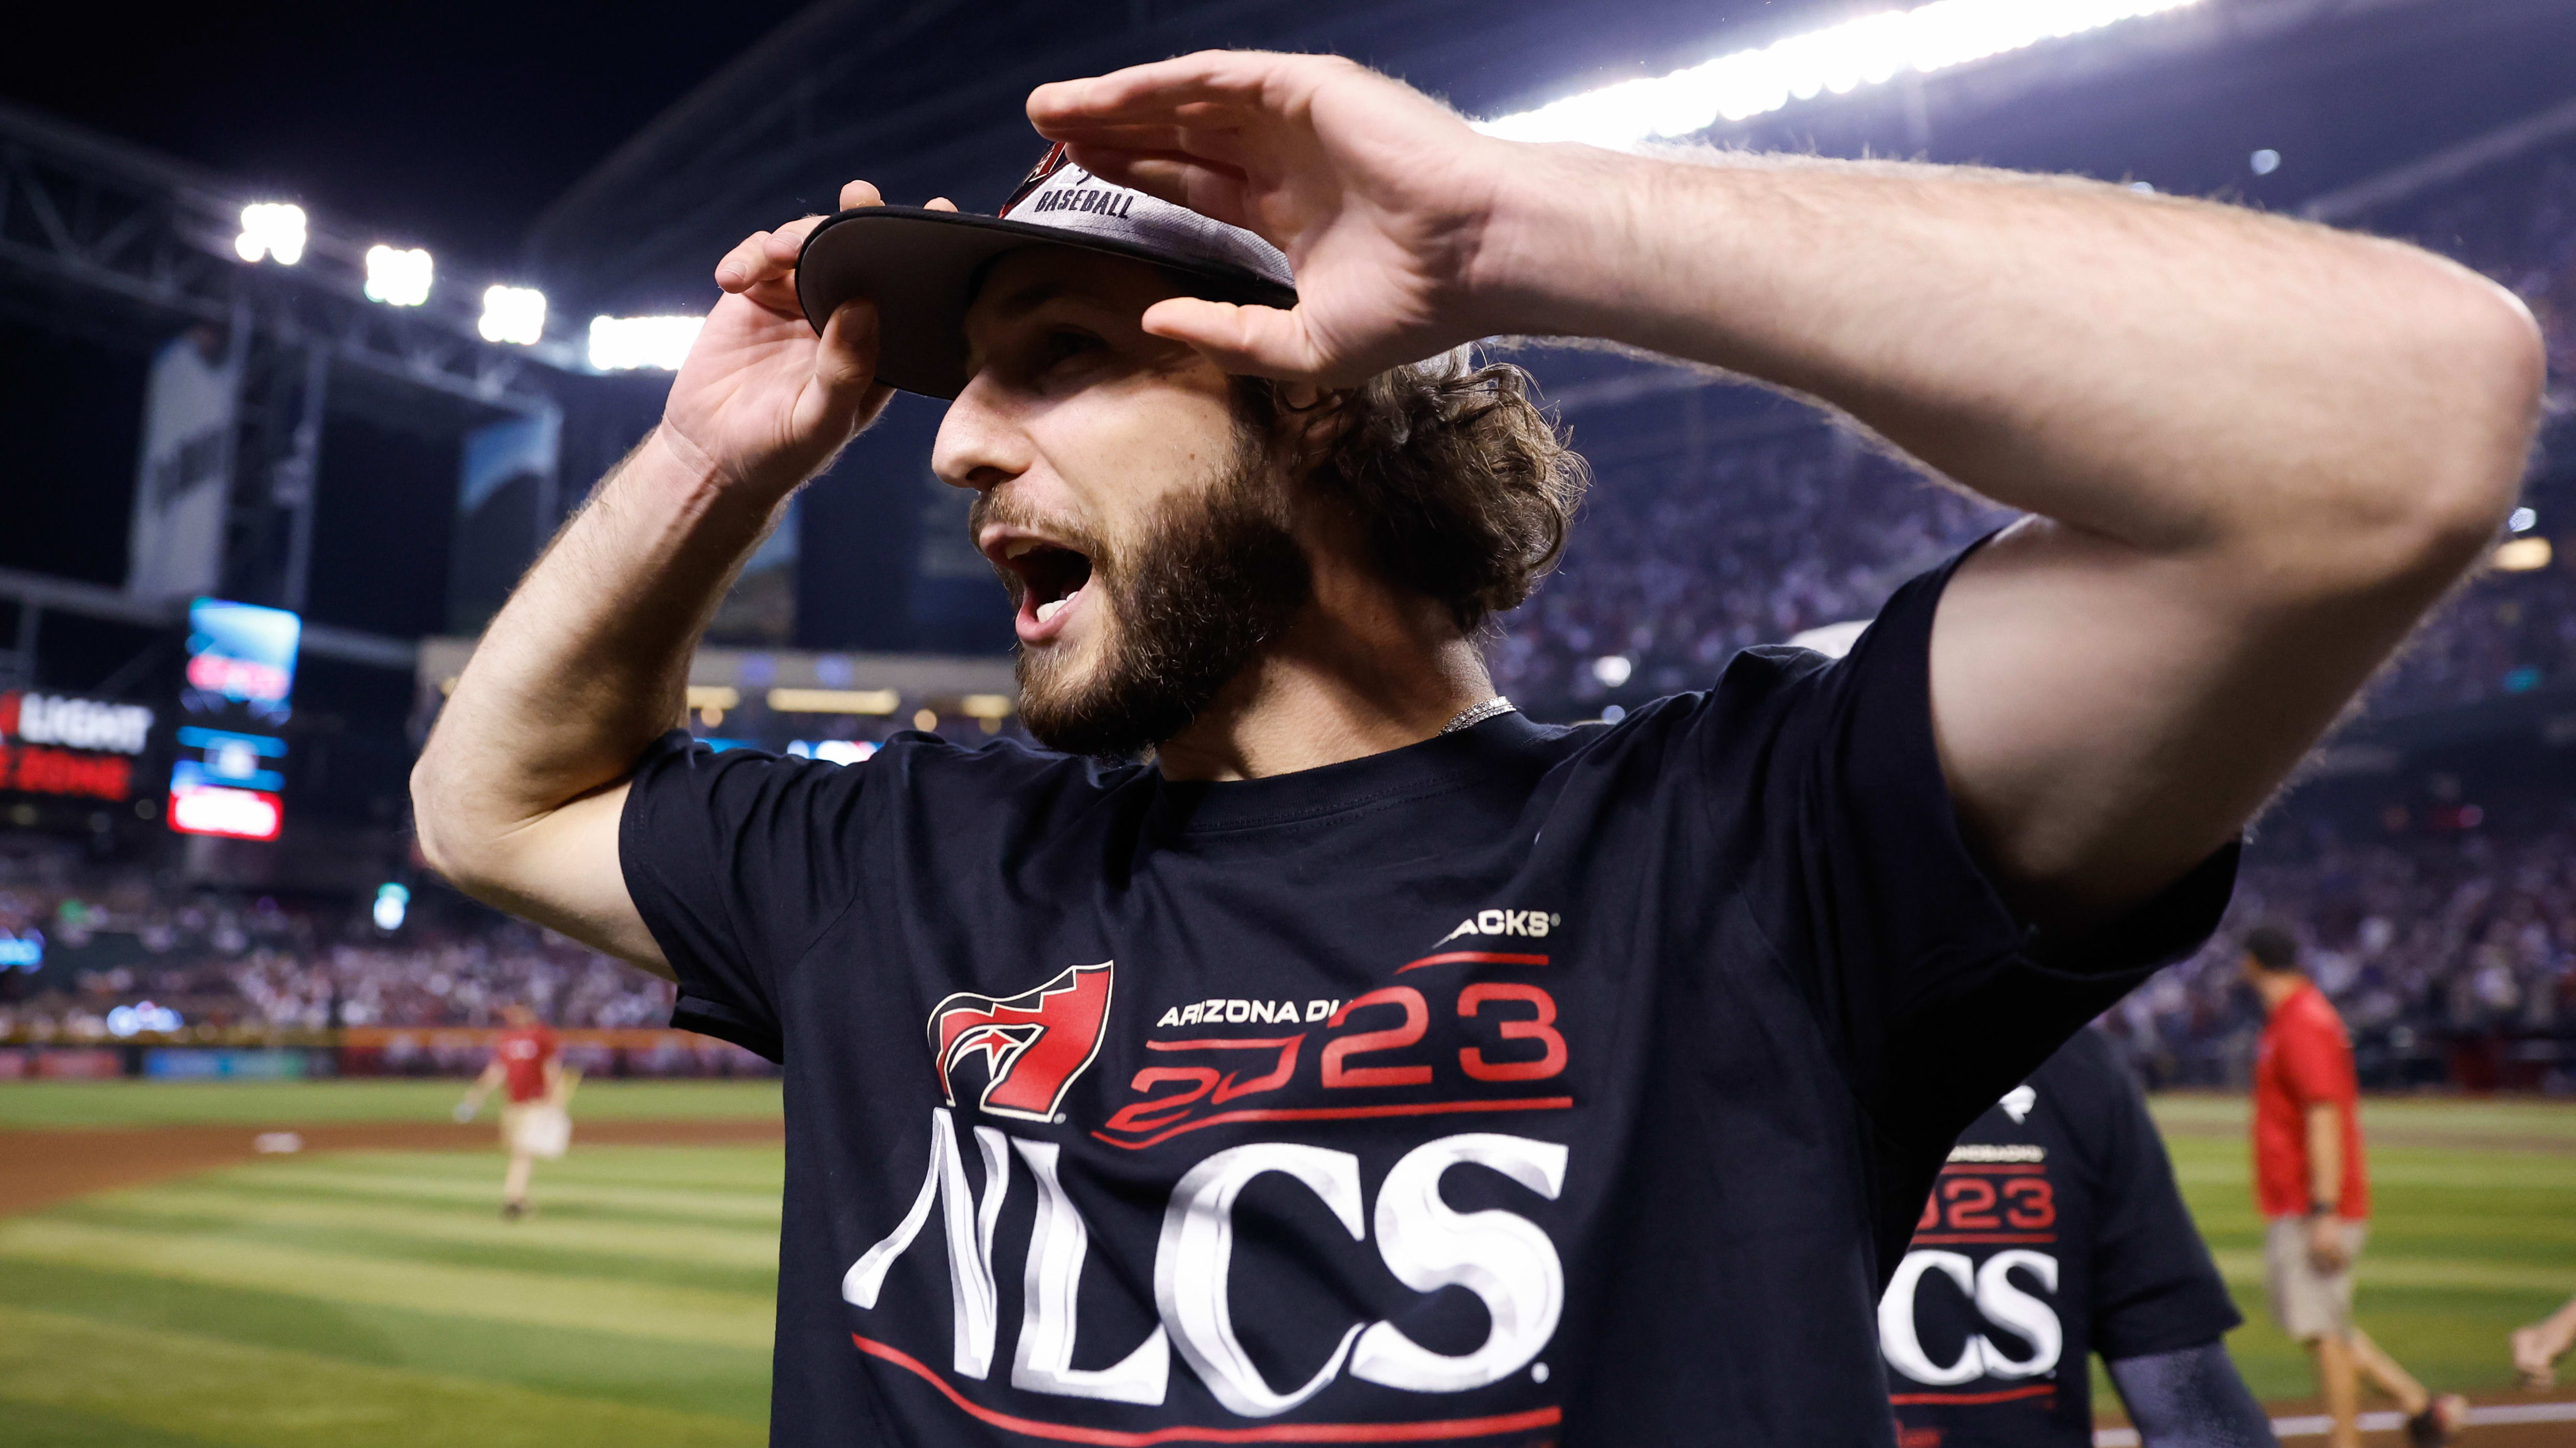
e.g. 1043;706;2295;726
997;449;1312;759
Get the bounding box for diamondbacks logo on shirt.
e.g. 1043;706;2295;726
928;963;1113;1123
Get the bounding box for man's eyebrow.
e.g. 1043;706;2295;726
987;279;1080;319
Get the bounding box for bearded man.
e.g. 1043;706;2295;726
412;50;2540;1447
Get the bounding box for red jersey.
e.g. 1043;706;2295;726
2253;982;2367;1218
494;1024;559;1105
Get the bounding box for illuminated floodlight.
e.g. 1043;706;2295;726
479;285;548;345
2495;536;2553;573
2250;148;2282;176
234;203;308;265
1478;0;2202;147
588;314;706;370
1591;655;1634;687
364;245;433;306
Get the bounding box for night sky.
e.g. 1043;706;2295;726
2;3;811;278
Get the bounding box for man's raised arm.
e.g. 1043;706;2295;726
409;183;921;970
1032;51;2545;931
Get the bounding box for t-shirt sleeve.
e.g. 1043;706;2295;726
2083;1036;2242;1359
1704;544;2239;1259
619;730;873;1062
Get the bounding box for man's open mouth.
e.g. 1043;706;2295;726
1000;538;1095;634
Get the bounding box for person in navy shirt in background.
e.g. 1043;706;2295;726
1882;1028;2271;1447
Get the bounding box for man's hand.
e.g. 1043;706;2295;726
663;182;960;492
1028;52;1513;385
2306;1215;2352;1274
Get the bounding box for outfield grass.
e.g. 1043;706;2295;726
0;1079;783;1129
2147;1095;2576;1405
1;1091;2565;1443
0;1145;781;1447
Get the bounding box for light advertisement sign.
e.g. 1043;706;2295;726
184;599;301;716
0;692;154;802
173;599;298;840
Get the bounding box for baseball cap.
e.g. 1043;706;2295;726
793;142;1297;399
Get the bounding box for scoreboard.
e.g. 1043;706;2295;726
169;599;301;841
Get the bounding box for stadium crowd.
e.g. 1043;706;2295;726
2106;810;2576;1092
1494;135;2576;721
6;137;2576;1084
0;853;675;1043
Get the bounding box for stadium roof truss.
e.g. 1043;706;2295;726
0;97;575;428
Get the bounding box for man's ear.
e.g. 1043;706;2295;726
1283;385;1357;462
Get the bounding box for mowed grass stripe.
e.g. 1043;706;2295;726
0;1303;759;1448
0;1216;775;1350
62;1183;783;1272
70;1185;783;1262
44;1200;781;1298
2207;1248;2576;1295
6;1398;229;1448
295;1143;790;1192
0;1079;783;1129
222;1161;786;1224
0;1256;773;1422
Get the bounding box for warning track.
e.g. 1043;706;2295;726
0;1117;784;1217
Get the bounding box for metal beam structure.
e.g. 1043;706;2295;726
0;564;418;695
2303;91;2576;224
0;98;582;417
0;97;596;632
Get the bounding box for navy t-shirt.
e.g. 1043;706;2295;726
1882;1028;2241;1448
620;552;2237;1446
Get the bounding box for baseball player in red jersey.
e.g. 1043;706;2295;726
457;1002;569;1220
2242;927;2463;1448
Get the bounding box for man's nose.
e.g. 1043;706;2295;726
930;374;1026;492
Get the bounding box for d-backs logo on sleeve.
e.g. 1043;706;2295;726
929;963;1113;1123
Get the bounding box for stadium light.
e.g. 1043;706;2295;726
2495;537;2553;572
769;687;899;715
364;245;433;306
589;314;706;371
1477;0;2202;147
2250;148;2283;176
372;882;409;931
2509;507;2538;533
479;284;548;346
234;203;308;265
1591;655;1634;687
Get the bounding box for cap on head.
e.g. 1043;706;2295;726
793;142;1296;399
2242;924;2301;973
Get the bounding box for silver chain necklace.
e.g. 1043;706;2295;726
1441;696;1517;735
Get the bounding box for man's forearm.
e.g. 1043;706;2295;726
2308;1103;2343;1210
412;428;788;880
1477;145;2537;558
2108;1342;2276;1448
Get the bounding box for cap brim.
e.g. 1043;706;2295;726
794;206;1297;400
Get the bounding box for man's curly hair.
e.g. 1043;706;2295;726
1235;350;1588;635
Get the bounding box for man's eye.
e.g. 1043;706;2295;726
1041;330;1101;367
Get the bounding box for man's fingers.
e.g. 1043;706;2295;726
811;298;889;420
1140;297;1328;382
716;215;828;292
1068;150;1253;232
927;196;960;213
839;179;885;210
1029;50;1299;129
